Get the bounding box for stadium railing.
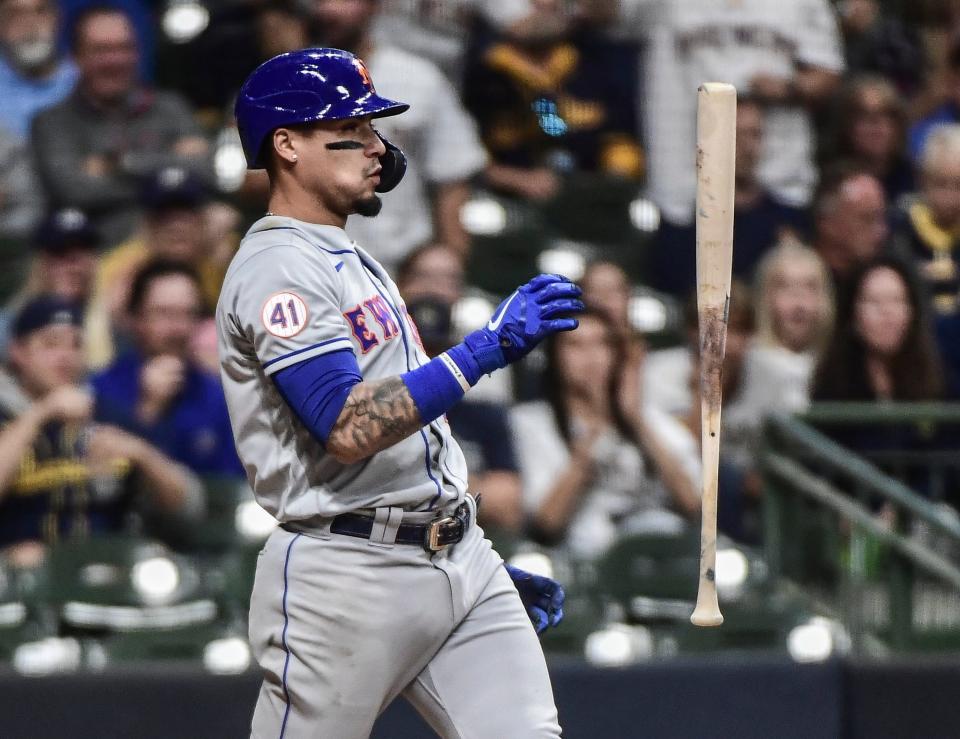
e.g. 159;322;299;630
762;404;960;653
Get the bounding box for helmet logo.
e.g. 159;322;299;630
353;58;374;91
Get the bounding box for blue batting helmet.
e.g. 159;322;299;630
234;48;409;190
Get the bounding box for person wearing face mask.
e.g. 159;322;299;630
0;0;77;140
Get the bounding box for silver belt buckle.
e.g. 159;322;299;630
426;515;455;552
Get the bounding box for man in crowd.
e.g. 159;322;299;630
87;166;231;368
0;208;100;356
396;243;523;534
0;295;200;568
311;0;487;268
31;5;209;247
91;260;242;479
0;0;77;139
651;96;808;297
620;0;844;224
812;164;890;302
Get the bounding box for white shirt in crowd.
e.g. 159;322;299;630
618;0;844;224
345;45;488;271
643;343;815;470
510;401;698;560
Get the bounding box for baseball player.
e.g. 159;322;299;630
218;49;581;738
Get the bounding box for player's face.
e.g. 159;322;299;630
556;315;615;400
854;266;912;358
42;248;98;303
134;274;203;359
292;117;387;219
11;324;84;396
74;12;139;103
769;260;825;353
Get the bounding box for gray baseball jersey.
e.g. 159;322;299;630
216;215;469;522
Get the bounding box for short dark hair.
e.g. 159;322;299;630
70;4;131;54
127;258;203;316
812;161;875;220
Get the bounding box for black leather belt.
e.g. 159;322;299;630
330;502;471;551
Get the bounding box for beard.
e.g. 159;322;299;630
353;195;383;217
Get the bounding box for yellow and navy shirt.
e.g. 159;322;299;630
0;410;135;547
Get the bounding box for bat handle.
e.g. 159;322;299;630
690;539;724;627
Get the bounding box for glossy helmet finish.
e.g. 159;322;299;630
234;48;409;191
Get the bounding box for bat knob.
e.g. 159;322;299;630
690;608;724;628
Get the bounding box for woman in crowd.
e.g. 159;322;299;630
813;255;942;403
748;239;835;413
812;256;946;492
828;75;914;204
510;309;699;561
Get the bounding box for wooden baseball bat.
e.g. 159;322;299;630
690;82;736;628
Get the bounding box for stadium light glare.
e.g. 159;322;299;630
629;197;660;233
204;637;252;674
162;1;210;44
537;248;586;282
507;552;554;580
460;197;507;236
235;499;278;542
585;624;654;667
131;557;180;605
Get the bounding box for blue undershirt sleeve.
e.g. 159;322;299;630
271;348;363;445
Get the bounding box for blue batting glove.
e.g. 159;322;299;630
505;563;565;635
462;274;583;375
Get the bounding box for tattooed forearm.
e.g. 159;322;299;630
326;377;424;463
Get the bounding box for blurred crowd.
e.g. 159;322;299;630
1;0;960;572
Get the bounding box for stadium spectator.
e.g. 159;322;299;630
645;282;767;542
813;256;944;403
0;209;100;357
838;0;924;97
395;241;512;403
310;0;487;269
31;5;210;248
812;256;947;488
0;0;77;139
644;282;758;469
891;124;960;317
91;260;243;479
651;96;808;297
620;0;843;225
0;124;43;285
395;243;521;532
747;239;835;414
463;8;642;201
0;295;199;568
511;309;699;560
580;260;635;339
404;293;524;534
826;76;914;205
812;164;889;303
86;167;231;368
909;33;960;161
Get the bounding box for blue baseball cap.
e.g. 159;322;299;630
33;209;100;254
12;296;84;340
141;167;208;211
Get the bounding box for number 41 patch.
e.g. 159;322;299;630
261;292;308;338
